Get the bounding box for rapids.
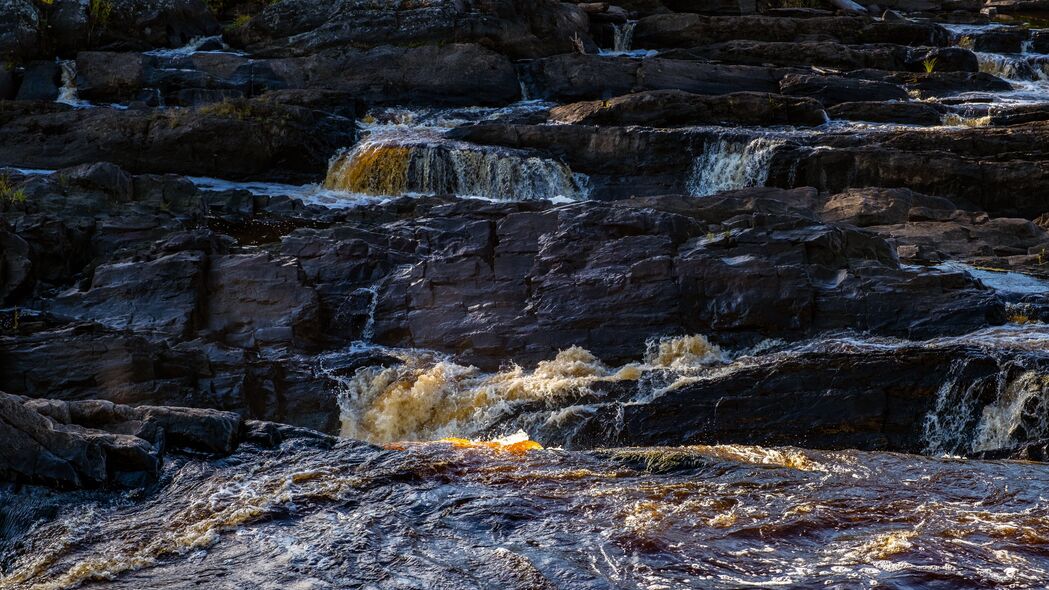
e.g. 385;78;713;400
3;438;1049;590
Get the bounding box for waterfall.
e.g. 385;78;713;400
613;21;637;53
975;52;1046;81
971;372;1049;452
55;60;90;108
325;130;589;202
923;357;1049;456
687;136;785;197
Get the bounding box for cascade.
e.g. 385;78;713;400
55;60;90;108
687;135;786;197
612;21;637;53
324;129;588;201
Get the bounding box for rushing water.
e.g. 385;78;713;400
3;436;1049;590
687;135;786;197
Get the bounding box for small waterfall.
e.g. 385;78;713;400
357;286;379;342
975;52;1045;81
325;130;588;202
687;136;785;197
55;60;90;108
971;372;1049;452
923;357;1049;456
613;21;637;53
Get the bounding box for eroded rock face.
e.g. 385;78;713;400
230;0;593;59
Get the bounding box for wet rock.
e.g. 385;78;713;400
828;101;945;125
92;0;220;51
957;26;1026;53
231;0;594;59
779;73;909;106
846;69;1012;98
368;192;1004;368
567;344;1019;452
548;90;827;127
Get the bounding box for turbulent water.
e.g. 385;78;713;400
687;135;786;197
3;437;1049;590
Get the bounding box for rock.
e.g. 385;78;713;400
231;0;594;59
846;69;1012;99
633;15;950;48
135;405;241;454
0;391;158;488
779;73;909;106
828;101;945;125
14;61;60;101
366;192;1004;369
548;90;828;127
521;54;785;102
0;0;39;60
0;226;31;303
93;0;220;51
564;343;1017;452
956;26;1027;53
204;253;321;348
49;251;206;337
0;93;356;182
660;41;978;73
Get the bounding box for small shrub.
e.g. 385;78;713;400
199;99;256;120
0;174;27;204
570;33;586;55
922;58;938;73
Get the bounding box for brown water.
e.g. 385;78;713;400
2;438;1049;590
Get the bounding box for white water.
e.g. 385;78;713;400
687;136;786;197
936;262;1049;296
55;60;91;109
144;35;245;58
971;372;1049;452
187;176;378;209
324;126;588;202
613;21;636;53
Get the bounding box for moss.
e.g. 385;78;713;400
324;145;413;195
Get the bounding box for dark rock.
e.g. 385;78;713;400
93;0;221;51
0;92;356;182
565;344;1023;452
779;73;909;106
548;90;827;127
0;0;39;60
0;226;31;303
828;101;945;125
633;15;950;48
521;54;785;102
49;251;206;337
204;253;321;348
846;69;1012;99
14;61;60;101
231;0;594;59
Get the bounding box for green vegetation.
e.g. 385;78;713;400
0;175;27;205
199;99;258;120
89;0;114;27
922;58;938;74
